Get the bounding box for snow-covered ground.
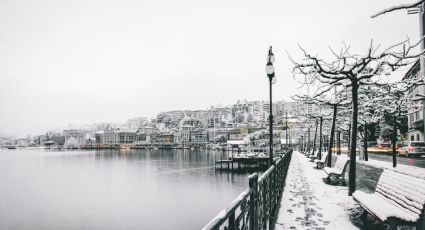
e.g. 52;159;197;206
358;157;425;180
275;151;358;230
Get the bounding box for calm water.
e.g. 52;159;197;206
0;149;252;230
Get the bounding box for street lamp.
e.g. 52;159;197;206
265;46;276;166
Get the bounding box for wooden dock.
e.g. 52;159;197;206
215;150;289;170
215;156;270;170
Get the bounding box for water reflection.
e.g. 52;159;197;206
0;149;253;230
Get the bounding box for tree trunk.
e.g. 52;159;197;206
307;128;311;153
318;117;323;160
348;124;351;153
301;136;304;152
312;119;318;155
328;105;337;167
392;116;397;168
337;130;341;155
363;123;369;161
349;83;358;196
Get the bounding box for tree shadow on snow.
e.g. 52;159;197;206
347;205;414;230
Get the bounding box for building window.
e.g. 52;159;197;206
411;136;414;141
417;134;420;141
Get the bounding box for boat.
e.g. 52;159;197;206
6;145;16;150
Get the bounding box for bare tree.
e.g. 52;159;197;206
290;40;423;195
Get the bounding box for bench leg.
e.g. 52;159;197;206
360;210;368;227
387;218;397;230
417;216;425;230
326;174;332;184
339;175;346;186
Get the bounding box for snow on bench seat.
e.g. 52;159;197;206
307;150;317;158
322;156;349;185
314;152;329;169
353;170;425;227
323;156;349;175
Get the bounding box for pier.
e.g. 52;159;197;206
215;149;289;170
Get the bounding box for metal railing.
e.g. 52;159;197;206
202;149;293;230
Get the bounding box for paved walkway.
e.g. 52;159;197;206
275;151;357;230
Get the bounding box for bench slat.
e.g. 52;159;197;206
377;171;425;207
353;191;421;222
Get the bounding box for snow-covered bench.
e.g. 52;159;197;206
304;150;313;157
353;170;425;230
308;151;320;162
314;152;329;169
323;156;349;185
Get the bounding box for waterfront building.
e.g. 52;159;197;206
190;129;208;144
134;126;159;145
180;125;194;144
49;134;65;146
118;131;137;144
103;129;119;145
95;131;104;144
150;133;175;145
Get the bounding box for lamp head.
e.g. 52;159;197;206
265;61;275;76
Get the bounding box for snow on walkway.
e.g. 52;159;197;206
275;151;357;230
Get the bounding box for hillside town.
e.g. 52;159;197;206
0;99;332;150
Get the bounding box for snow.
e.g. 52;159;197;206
352;169;425;223
227;140;246;145
201;210;227;230
353;191;420;222
323;155;349;175
275;151;357;229
371;1;423;18
358;157;425;180
313;152;328;163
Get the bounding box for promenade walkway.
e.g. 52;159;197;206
274;151;357;230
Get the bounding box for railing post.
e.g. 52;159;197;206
249;173;258;230
268;166;275;230
262;179;268;230
229;212;235;230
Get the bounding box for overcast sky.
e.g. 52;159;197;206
0;0;420;137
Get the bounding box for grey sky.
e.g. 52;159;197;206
0;0;420;137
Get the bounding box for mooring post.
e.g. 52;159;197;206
249;173;258;230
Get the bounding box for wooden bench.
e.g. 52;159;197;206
306;149;318;158
323;156;349;185
309;151;327;163
353;170;425;230
314;152;329;169
304;149;313;157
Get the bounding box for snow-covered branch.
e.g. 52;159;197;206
371;0;423;18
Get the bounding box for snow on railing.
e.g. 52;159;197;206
202;149;293;230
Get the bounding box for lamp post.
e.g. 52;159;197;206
265;46;276;166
